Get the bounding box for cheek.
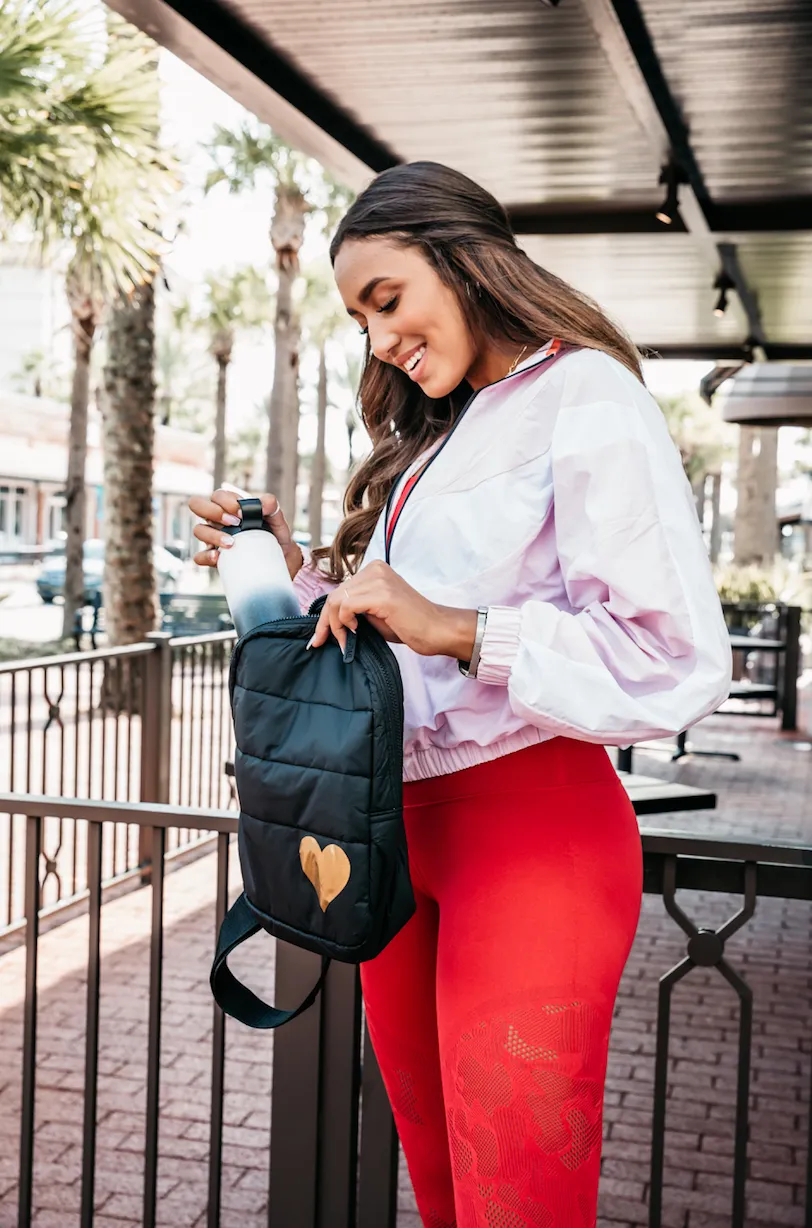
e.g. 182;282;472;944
427;301;470;356
433;314;475;376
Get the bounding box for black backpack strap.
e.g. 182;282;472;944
211;892;330;1029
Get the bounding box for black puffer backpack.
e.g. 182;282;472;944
210;594;415;1029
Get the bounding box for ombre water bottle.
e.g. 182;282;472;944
217;496;300;637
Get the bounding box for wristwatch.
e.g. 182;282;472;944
458;606;489;678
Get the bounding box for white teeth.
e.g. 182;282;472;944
404;345;426;372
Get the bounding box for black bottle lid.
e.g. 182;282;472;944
220;496;272;536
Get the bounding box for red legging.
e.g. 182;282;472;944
359;737;643;1228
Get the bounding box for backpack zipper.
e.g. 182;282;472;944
227;599;403;732
228;612;315;696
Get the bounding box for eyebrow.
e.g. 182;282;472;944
346;276;393;318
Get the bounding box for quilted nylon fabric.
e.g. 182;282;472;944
230;611;415;962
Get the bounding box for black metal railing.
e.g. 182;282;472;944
2;598;804;926
0;794;810;1228
0;632;236;932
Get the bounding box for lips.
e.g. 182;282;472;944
397;342;426;372
405;347;427;380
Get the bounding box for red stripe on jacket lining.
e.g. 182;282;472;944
385;467;426;554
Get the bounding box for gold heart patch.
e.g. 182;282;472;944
299;836;351;912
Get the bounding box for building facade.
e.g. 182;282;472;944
0;393;213;558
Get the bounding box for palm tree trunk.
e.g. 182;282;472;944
308;343;328;547
267;261;294;507
266;183;308;516
346;411;356;477
61;300;95;640
213;351;229;491
101;278;158;647
284;337;301;523
734;426;779;565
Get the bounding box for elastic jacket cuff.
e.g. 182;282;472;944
477;605;523;685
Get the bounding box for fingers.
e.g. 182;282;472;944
257;494;294;546
188;489;288;570
306;587;358;654
188;491;242;527
192;522;236;554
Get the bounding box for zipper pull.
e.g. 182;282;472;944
342;628;357;664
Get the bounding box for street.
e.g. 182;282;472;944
0;560;213;647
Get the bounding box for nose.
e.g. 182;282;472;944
367;320;400;365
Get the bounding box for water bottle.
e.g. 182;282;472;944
217;496;301;637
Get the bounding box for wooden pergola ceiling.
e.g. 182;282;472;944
107;0;812;363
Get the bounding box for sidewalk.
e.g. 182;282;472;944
0;702;810;1228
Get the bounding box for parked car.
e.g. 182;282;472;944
36;539;183;604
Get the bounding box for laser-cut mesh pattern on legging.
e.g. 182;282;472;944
444;995;609;1227
394;1067;424;1125
426;1211;457;1228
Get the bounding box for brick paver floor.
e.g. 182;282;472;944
0;687;810;1228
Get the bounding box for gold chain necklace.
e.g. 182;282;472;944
506;344;529;377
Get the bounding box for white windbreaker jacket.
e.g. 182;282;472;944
294;340;733;783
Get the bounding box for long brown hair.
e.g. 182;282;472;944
314;160;643;581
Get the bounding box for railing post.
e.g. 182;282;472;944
316;962;362;1228
268;943;324;1228
139;632;173;875
267;953;365;1228
357;1025;399;1228
781;605;801;731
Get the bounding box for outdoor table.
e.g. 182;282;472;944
618;771;716;816
617;616;802;776
728;635;785;651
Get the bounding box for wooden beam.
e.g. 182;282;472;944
579;0;765;344
640;344;812;362
104;0;397;189
507;198;812;235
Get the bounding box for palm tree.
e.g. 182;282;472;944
198;267;273;490
0;1;108;230
10;348;71;399
101;277;160;645
298;259;352;546
733;426;779;566
155;298;205;427
2;1;176;638
204;121;352;517
341;352;364;476
229;415;266;492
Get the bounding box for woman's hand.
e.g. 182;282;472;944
187;489;304;581
307;559;479;661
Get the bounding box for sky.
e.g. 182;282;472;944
157;51;361;473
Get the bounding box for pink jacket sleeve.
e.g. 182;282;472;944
476;394;733;743
293;545;340;614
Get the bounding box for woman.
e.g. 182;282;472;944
189;161;732;1228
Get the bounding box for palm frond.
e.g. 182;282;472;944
199;265;273;336
0;0;178;294
0;0;97;104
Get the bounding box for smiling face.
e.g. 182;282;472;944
334;237;502;396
